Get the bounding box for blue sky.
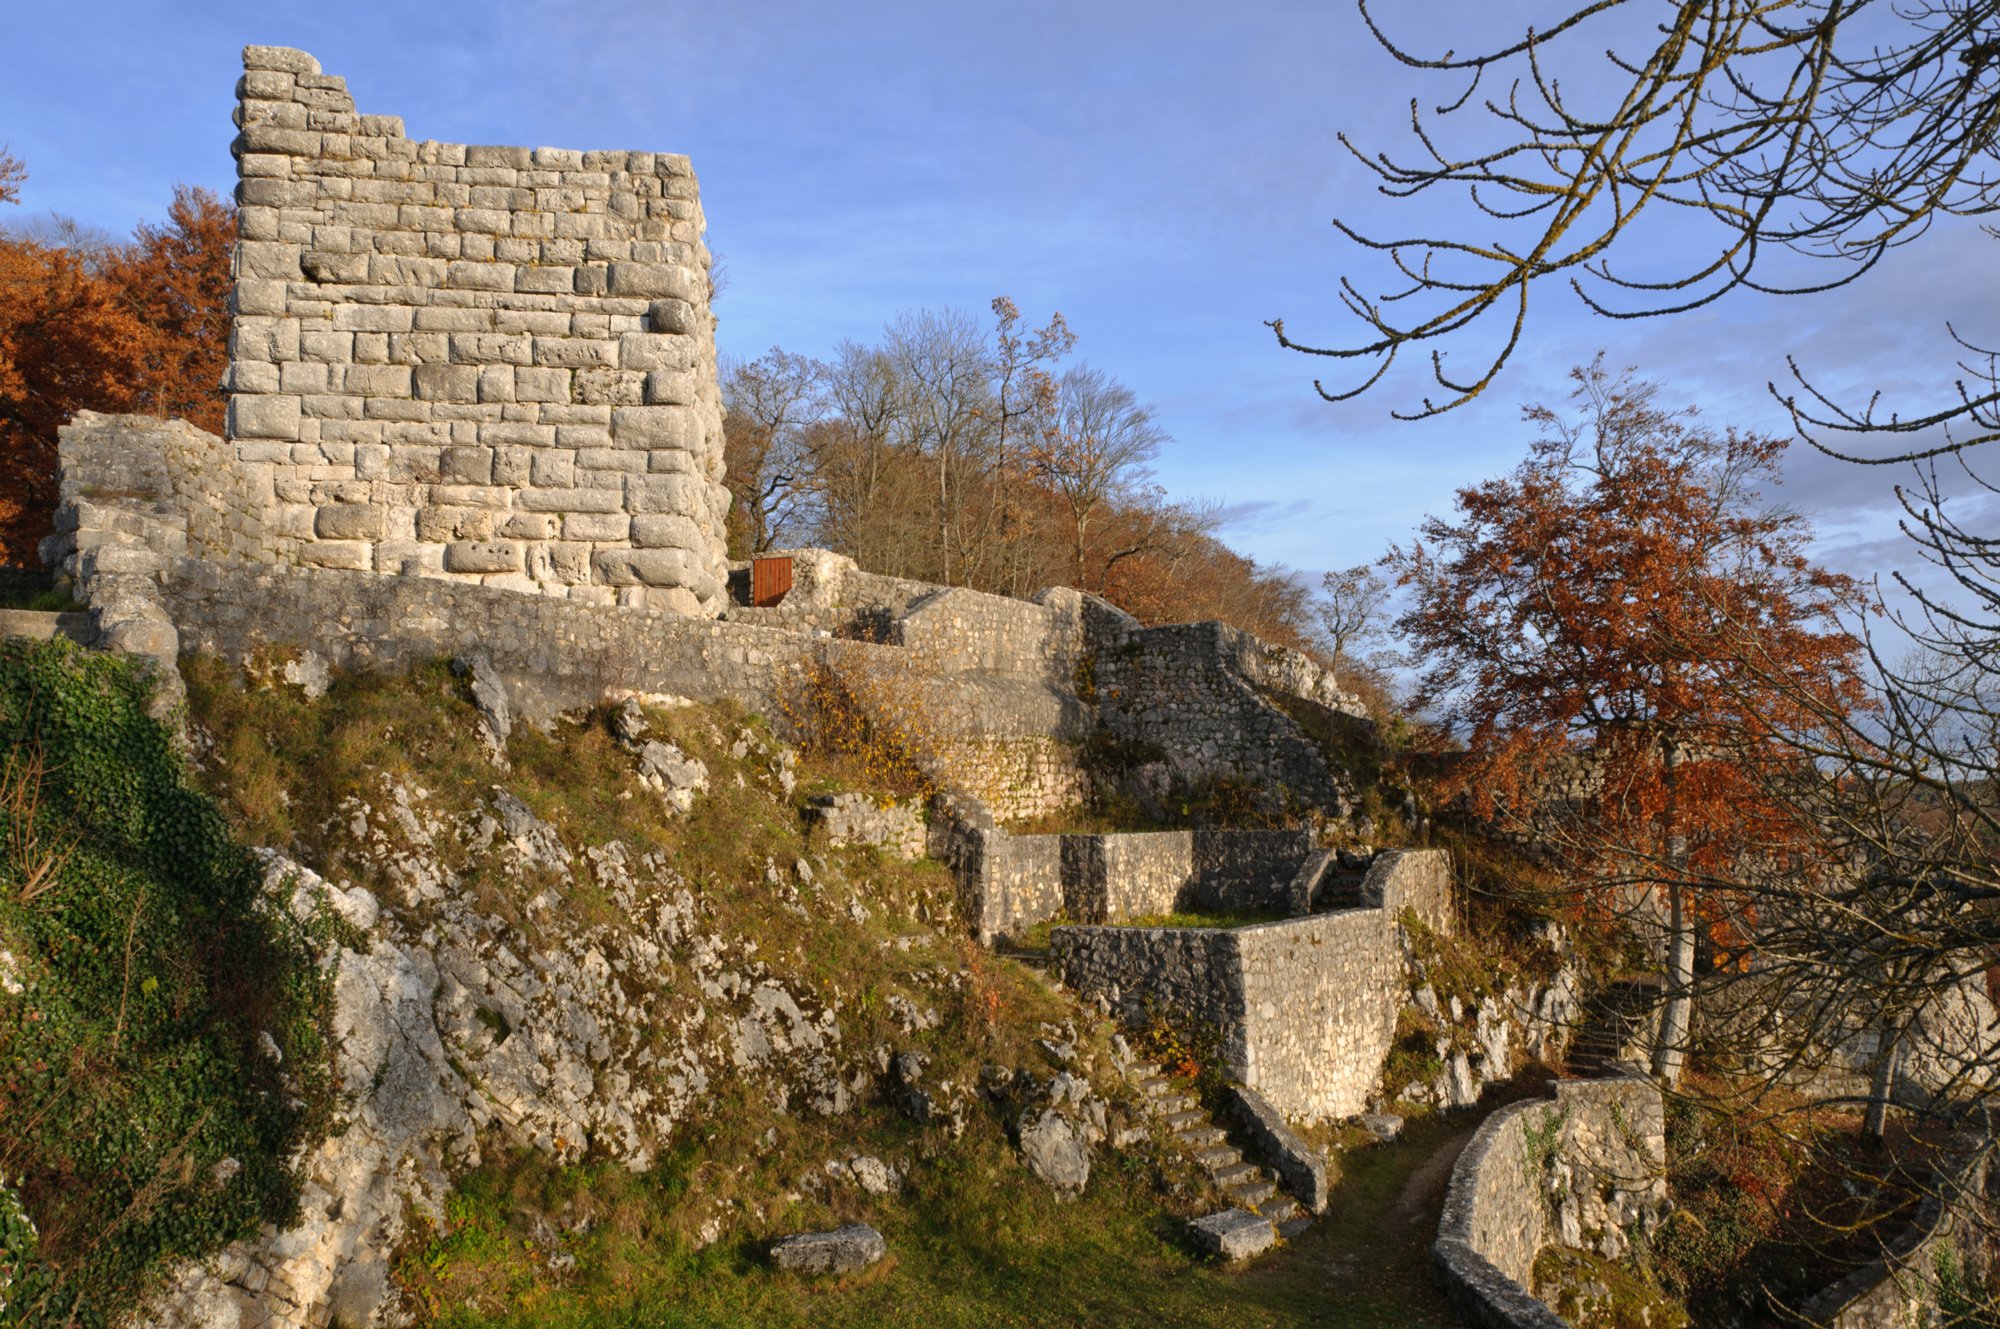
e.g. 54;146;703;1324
3;0;1990;602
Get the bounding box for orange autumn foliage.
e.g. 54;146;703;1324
1393;362;1871;936
0;154;232;564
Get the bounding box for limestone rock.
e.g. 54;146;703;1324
1016;1107;1091;1195
1358;1112;1405;1144
1188;1208;1276;1261
769;1223;886;1276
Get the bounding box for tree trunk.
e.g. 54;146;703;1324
1652;740;1694;1085
1863;1017;1904;1143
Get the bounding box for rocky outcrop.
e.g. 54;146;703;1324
138;761;859;1328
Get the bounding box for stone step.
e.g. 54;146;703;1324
1210;1161;1265;1187
1164;1108;1206;1131
1135;1076;1172;1099
1261;1196;1303;1224
1176;1124;1227;1149
1193;1145;1242;1170
1227;1179;1278;1208
0;609;90;643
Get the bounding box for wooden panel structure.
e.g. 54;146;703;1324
751;556;794;607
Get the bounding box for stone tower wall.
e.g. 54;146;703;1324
227;45;730;614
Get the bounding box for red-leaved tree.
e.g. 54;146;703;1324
0;158;233;564
1393;361;1871;1083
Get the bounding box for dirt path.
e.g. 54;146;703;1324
1389;1123;1478;1225
1228;1082;1543;1328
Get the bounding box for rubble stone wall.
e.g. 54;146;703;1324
1433;1073;1668;1329
228;45;730;613
1051;849;1454;1120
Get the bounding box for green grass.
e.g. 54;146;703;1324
1116;908;1291;930
0;588;83;613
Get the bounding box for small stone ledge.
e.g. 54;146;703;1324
1226;1084;1328;1213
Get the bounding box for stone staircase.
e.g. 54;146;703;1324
1568;975;1663;1077
1133;1067;1302;1225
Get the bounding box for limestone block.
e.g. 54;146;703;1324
415;507;495;542
299;540;372;570
573;367;642;406
343;364;413;398
574;449;646;473
231;361;281;394
465;145;532;169
1188;1210;1275;1262
314;504;384;541
235;278;289;317
562;512;628;541
631;514;704;549
644;370;700;406
514;265;575;294
514;485;624;515
449;333;533;366
497;512;559;540
389;333;451;366
232;317;301;363
610;405;695;450
443;541;521;573
647;298;701;335
768;1224;885;1276
605;262;700;301
530;451;576;488
617;333;697;372
440;447;494;484
627;473;706;515
532;339;617;370
229;394;303;441
414;364;480;402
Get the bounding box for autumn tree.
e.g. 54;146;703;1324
108;185;234;434
1394;362;1869;1083
0;160;234;563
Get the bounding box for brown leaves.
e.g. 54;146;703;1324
0;165;234;563
1394;361;1870;886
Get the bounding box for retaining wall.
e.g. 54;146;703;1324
1051;849;1453;1120
1433;1073;1668;1329
945;822;1318;942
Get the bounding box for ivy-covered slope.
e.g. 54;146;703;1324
0;639;332;1327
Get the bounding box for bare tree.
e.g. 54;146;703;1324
1028;363;1168;590
1273;1;2000;419
1313;563;1390;684
721;349;824;555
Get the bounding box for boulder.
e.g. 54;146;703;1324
1017;1107;1091;1195
769;1223;887;1276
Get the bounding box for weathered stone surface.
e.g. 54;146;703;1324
768;1223;886;1276
807;792;925;860
1358;1112;1405;1144
1054;851;1453;1122
1016;1107;1091;1195
1188;1208;1276;1262
223;46;731;613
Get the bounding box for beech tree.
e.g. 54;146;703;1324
0;162;233;564
1393;362;1869;1082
